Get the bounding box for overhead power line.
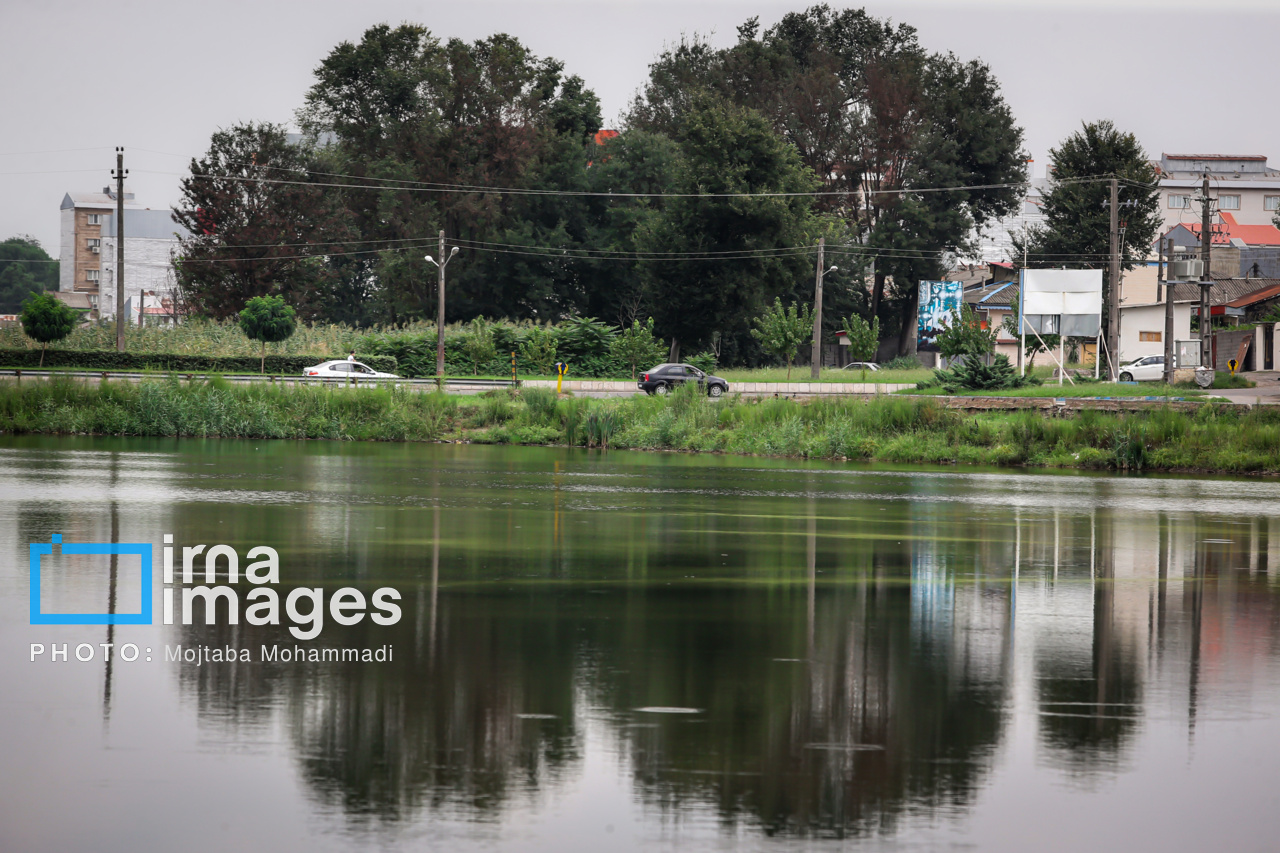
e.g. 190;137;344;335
143;166;1135;201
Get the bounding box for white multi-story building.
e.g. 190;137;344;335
59;187;187;321
1157;154;1280;231
971;177;1049;265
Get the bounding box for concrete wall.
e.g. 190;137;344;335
58;208;74;292
1119;264;1160;306
1118;302;1192;363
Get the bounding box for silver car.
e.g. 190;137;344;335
1118;355;1172;382
302;360;399;380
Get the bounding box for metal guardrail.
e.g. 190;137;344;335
0;369;518;389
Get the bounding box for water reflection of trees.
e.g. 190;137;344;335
593;582;1010;839
177;594;582;822
157;476;1280;838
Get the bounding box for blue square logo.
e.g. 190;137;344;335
30;535;153;625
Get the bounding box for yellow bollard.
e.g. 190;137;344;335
556;362;567;394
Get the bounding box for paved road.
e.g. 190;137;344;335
1211;371;1280;404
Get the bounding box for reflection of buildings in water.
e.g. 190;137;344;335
1013;510;1280;776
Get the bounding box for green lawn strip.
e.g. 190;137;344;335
2;378;1278;474
903;383;1207;399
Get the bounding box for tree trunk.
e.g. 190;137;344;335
40;343;45;368
870;270;886;318
260;341;265;374
668;338;680;363
898;297;916;357
786;356;792;380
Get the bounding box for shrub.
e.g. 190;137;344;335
238;295;297;373
20;293;78;366
933;354;1039;393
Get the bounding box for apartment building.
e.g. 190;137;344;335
58;187;187;320
1157;154;1280;232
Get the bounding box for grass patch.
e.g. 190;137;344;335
2;377;1277;474
905;382;1207;398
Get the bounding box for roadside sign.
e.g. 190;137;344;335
1228;358;1238;374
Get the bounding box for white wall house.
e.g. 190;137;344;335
1117;301;1193;363
98;209;186;323
1157;154;1280;232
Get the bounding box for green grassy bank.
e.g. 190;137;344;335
1;378;1278;474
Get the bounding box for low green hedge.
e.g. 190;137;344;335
0;349;398;374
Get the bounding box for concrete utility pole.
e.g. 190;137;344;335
810;238;824;379
113;147;127;352
1106;178;1120;380
425;230;459;382
1199;171;1214;370
1163;237;1175;384
436;230;446;378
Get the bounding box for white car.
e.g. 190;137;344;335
302;360;399;380
1118;355;1172;382
841;361;880;371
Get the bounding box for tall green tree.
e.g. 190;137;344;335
20;292;77;366
174;123;355;321
627;6;1027;351
637;97;824;363
1013;121;1161;348
0;236;58;313
299;24;605;324
238;295;298;373
751;297;814;379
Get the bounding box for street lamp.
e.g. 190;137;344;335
425;233;460;382
810;234;839;379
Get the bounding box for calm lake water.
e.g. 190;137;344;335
3;437;1280;852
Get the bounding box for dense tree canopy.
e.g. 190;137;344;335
0;236;58;314
174;123;355;321
173;8;1029;365
626;5;1028;349
636;97;831;361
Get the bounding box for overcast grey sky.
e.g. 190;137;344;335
3;0;1276;252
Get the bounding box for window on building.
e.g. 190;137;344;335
89;295;99;307
87;214;102;225
86;269;100;282
1219;194;1241;210
1168;194;1190;209
86;238;100;249
1139;331;1162;342
1266;196;1280;212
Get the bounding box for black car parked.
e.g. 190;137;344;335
637;363;730;397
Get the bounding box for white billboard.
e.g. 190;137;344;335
1021;269;1103;337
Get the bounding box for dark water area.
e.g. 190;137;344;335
2;437;1279;852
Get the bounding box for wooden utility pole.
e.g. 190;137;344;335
810;237;824;380
113;148;127;352
1199;172;1213;370
1163;237;1175;384
1106;178;1120;380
